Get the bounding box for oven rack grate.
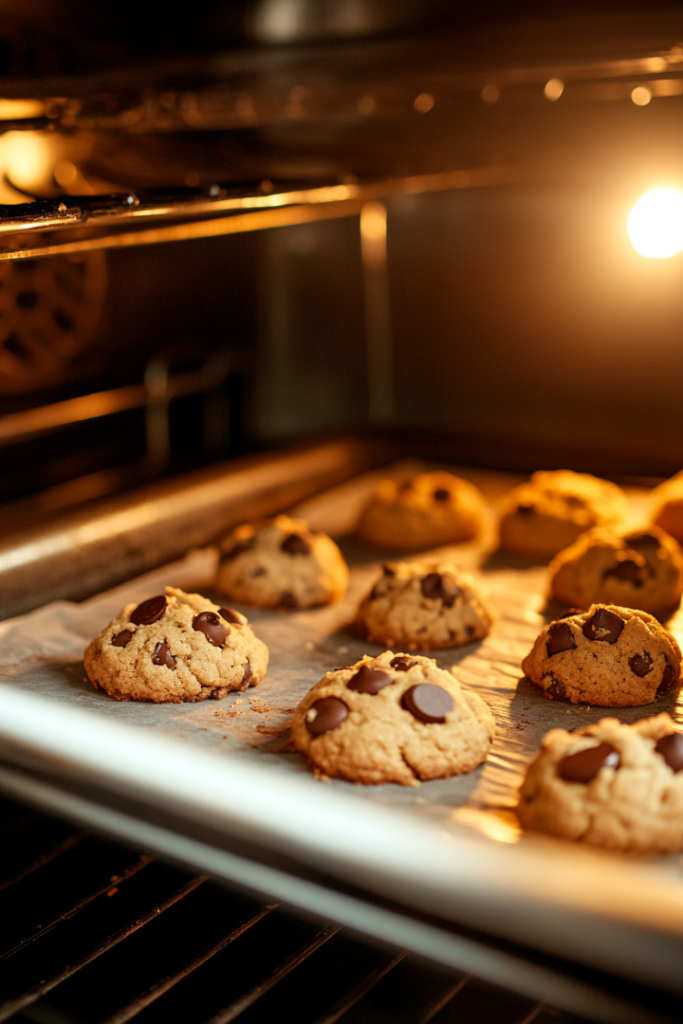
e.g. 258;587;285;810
0;795;589;1024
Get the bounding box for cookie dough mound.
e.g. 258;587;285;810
291;651;495;785
497;470;628;561
84;586;269;703
522;604;681;707
358;561;493;650
651;471;683;544
356;471;485;551
216;515;348;609
518;714;683;853
549;525;683;614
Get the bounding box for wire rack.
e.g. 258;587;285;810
0;794;589;1024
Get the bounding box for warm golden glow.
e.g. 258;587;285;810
360;201;387;249
544;78;564;101
480;84;499;105
413;92;435;113
53;159;78;188
628;187;683;258
631;85;652;106
0;97;44;119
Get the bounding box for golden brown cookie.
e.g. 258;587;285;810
291;651;495;785
84;586;269;703
215;515;348;609
518;714;683;853
651;471;683;544
522;604;681;707
357;561;493;650
356;471;485;551
549;525;683;614
497;470;628;561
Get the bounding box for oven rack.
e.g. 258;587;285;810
0;792;581;1024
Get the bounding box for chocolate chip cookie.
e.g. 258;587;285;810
291;651;495;785
357;561;493;650
497;470;628;561
651;471;683;544
215;515;348;609
356;471;486;551
518;714;683;853
84;586;269;703
522;604;682;706
549;525;683;614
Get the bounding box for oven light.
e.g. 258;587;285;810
627;187;683;258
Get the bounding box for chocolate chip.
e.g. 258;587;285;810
219;607;243;624
281;533;311;556
192;612;227;647
279;591;298;609
603;558;645;587
130;595;166;626
546;621;576;656
582;607;624;644
152;642;176;669
383;564;396;576
433;488;450;501
421;572;461;607
347;664;393;694
629;652;653;677
517;504;535;515
222;541;252;562
544;674;569;702
657;659;677;696
112;630;133;648
558;742;620;782
624;532;660;549
251;567;266;577
242;659;252;686
654;733;683;772
390;656;419;671
305;696;348;735
402;683;454;723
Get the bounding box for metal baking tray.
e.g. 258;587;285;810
0;448;681;1024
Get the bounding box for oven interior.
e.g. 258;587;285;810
1;3;683;1022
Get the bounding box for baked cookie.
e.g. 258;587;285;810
549;525;683;614
522;604;682;707
517;714;683;853
497;470;628;561
357;561;493;650
84;586;269;703
356;471;485;551
215;515;348;609
291;651;495;785
651;471;683;544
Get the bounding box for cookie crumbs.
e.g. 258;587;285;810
255;723;284;735
313;768;332;782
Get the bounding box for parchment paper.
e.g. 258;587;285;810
1;464;681;852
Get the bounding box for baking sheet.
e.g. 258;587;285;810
1;463;681;857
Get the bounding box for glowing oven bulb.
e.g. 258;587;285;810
627;187;683;258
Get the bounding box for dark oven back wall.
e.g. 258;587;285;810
254;187;683;476
2;185;682;505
